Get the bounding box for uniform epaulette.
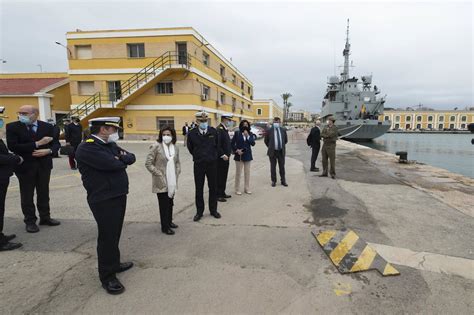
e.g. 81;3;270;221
86;138;95;143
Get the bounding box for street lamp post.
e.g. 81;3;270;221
37;64;43;72
55;41;72;58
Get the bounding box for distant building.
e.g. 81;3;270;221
381;109;474;130
252;99;284;122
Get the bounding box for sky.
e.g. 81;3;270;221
0;0;472;112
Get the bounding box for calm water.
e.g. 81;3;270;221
360;133;474;178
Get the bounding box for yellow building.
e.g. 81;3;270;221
0;72;70;124
252;99;284;122
65;27;254;139
381;109;474;130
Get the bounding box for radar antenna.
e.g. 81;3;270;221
342;19;351;81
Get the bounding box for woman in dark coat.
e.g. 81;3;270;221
0;111;23;251
231;120;256;195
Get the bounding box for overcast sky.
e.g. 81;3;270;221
0;0;472;111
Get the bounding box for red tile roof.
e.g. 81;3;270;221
0;77;67;95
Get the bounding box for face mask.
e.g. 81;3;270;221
226;121;233;128
273;123;280;128
162;135;172;144
0;119;4;129
19;115;31;125
199;122;208;130
107;132;119;143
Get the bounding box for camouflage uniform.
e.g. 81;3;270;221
321;125;338;177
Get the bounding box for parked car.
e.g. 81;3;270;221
229;126;264;139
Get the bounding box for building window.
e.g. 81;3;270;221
156;82;173;94
395;116;400;122
428;124;432;129
449;123;455;129
78;81;95;95
461;124;466;129
156;117;175;130
438;123;443;130
247;103;251;110
416;124;421;129
241;81;244;90
428;116;433;122
202;85;210;100
439;116;444;122
220;92;225;105
127;43;145;58
248;86;251;94
257;108;262;116
241;101;244;109
461;116;467;122
75;45;92;59
406;124;411;129
450;115;456;122
416;116;422;122
406;116;411;122
394;123;400;129
384;116;390;121
232;74;237;85
232;97;236;107
203;52;210;66
220;65;225;77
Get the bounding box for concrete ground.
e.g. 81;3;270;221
1;130;473;314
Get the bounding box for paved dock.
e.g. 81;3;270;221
1;130;473;314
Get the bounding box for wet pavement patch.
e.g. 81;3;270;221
305;197;348;219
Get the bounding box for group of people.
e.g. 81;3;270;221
0;105;338;295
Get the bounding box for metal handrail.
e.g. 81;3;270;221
57;51;190;128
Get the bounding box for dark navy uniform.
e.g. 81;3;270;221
187;125;220;218
216;122;232;198
75;134;135;284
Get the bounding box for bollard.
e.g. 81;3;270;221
395;151;408;163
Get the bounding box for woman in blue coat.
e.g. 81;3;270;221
231;120;256;195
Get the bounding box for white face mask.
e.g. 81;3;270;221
107;132;120;143
162;135;172;144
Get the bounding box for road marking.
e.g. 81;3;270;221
333;283;352;296
313;229;400;276
368;243;474;280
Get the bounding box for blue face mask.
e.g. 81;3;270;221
19;115;31;125
273;123;280;128
0;119;4;129
199;122;208;130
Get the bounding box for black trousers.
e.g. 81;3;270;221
16;163;52;224
89;195;127;283
0;181;9;244
157;193;174;231
193;160;218;215
269;150;286;183
217;159;230;197
311;143;321;169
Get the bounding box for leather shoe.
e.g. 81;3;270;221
162;228;175;235
193;214;202;222
0;241;22;251
211;212;221;219
169;222;178;229
271;182;276;187
281;182;288;187
217;197;227;202
39;218;61;226
4;234;16;242
26;224;39;233
102;278;125;295
319;174;328;177
223;194;232;198
310;168;320;172
331;175;336;179
117;262;134;273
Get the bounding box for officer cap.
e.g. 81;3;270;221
0;106;8;118
89;117;122;129
221;114;233;120
327;116;336;122
195;111;209;122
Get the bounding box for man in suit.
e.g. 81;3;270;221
6;105;61;233
307;120;322;172
0;107;23;251
264;117;288;187
187;111;221;222
182;122;190;147
75;117;136;295
216;114;233;202
47;119;61;158
65;116;83;170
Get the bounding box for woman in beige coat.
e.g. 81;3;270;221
145;127;181;235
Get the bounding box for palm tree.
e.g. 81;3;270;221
281;93;292;123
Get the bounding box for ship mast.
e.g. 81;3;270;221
342;19;350;81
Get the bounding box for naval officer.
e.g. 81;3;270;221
187;111;221;221
216;114;233;202
75;117;136;295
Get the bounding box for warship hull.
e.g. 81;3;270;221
335;120;391;141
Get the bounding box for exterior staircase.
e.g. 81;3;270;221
59;51;191;127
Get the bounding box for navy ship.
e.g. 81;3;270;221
321;20;391;140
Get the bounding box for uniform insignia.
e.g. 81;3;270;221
86;138;95;143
